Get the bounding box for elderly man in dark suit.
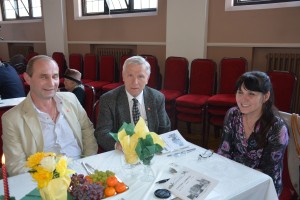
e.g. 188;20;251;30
95;56;171;151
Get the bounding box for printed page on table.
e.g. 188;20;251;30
164;165;219;200
160;130;190;154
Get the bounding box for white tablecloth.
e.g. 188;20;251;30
0;97;25;108
0;143;278;200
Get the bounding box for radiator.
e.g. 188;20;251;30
267;53;300;113
95;47;132;66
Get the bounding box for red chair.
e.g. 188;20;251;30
160;56;189;128
141;54;162;90
102;55;130;93
0;106;14;167
86;55;115;98
69;53;83;73
175;59;216;145
267;70;297;112
52;52;67;87
279;111;299;200
26;52;38;62
82;53;98;84
83;84;96;121
206;57;247;143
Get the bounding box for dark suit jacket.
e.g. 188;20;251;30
95;85;171;151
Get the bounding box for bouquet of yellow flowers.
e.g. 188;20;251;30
110;117;165;165
26;152;75;200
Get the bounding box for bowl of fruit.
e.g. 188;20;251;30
69;170;128;199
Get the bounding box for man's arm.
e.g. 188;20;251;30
157;94;171;134
2;112;28;176
94;96;116;151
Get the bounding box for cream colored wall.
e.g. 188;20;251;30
1;0;300;72
207;0;300;71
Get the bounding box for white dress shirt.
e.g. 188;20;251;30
125;90;148;125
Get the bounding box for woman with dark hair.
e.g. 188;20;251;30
217;71;288;196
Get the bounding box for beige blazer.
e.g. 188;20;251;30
1;92;98;176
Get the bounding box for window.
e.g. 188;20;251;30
1;0;42;21
225;0;300;11
82;0;157;16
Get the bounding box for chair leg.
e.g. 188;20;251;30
214;126;219;138
186;122;191;134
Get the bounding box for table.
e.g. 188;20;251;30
0;143;278;200
0;97;25;108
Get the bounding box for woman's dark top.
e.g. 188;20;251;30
217;107;289;195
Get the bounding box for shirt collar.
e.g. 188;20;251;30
125;90;144;104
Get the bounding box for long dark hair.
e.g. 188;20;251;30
235;71;277;148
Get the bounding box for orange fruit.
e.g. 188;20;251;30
115;182;127;193
85;175;93;184
104;187;116;197
106;176;118;187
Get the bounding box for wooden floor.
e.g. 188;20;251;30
175;120;222;152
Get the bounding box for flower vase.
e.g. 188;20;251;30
140;154;155;182
39;176;71;200
121;152;140;178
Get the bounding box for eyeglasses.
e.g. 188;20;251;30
198;149;214;160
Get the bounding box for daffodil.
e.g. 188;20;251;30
26;152;75;189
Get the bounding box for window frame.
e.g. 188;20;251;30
225;0;300;11
0;0;42;21
77;0;157;20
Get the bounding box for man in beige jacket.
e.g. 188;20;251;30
1;55;98;176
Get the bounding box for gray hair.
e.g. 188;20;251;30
26;55;57;77
122;56;151;76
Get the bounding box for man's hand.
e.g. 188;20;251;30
114;142;123;151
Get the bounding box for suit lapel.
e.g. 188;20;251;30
118;87;131;123
143;87;155;131
22;97;44;151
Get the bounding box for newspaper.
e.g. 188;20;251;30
160;130;190;154
164;164;218;200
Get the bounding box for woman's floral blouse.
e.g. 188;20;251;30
217;107;289;195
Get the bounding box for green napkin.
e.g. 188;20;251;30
109;122;135;142
20;188;73;200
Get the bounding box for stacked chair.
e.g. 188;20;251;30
160;56;189;128
175;59;216;146
69;53;83;73
52;52;67;87
86;55;115;98
102;55;130;93
83;84;96;121
140;54;162;90
206;57;247;145
267;70;297;112
81;53;98;84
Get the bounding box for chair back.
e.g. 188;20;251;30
99;55;115;82
190;59;216;95
83;84;96;121
278;111;299;199
69;53;83;73
0;106;14;167
83;53;98;81
268;70;297;112
141;54;161;90
163;56;189;94
52;52;67;78
219;57;247;94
